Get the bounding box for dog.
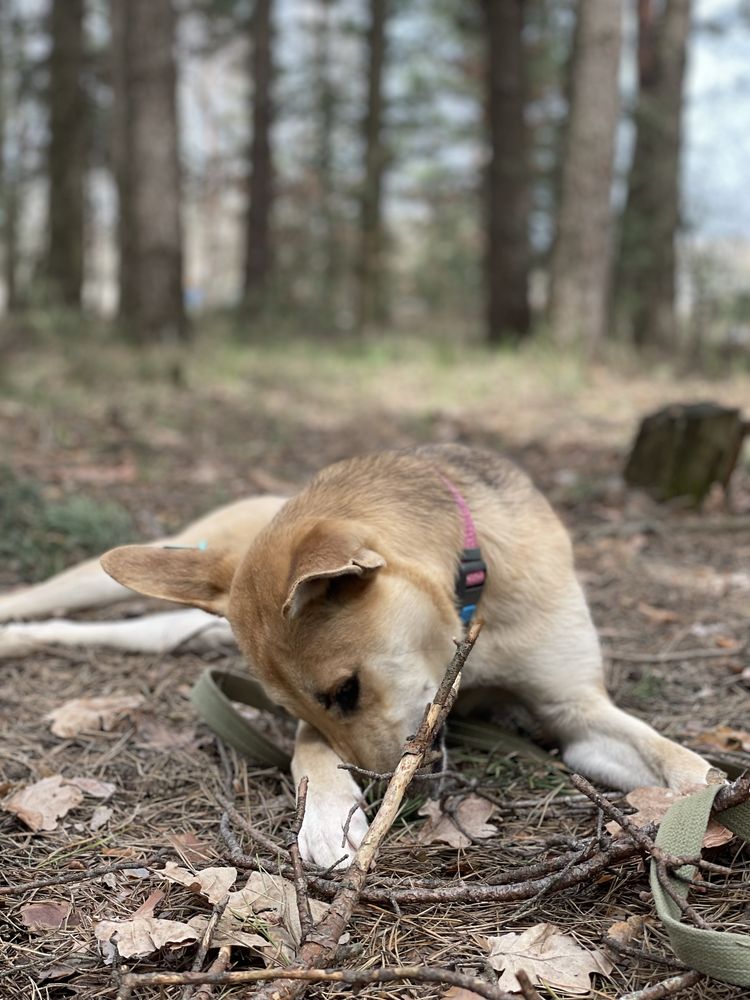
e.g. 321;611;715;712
0;445;711;866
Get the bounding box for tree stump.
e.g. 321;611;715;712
624;403;747;505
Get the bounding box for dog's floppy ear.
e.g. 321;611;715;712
283;525;385;619
101;545;238;617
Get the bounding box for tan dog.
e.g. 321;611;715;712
0;446;710;866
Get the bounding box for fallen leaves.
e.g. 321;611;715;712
3;775;84;831
2;773;117;832
47;694;145;738
95;915;200;964
694;724;750;754
20;900;73;932
160;862;238;904
417;795;497;849
93;868;332;966
604;786;733;849
484;922;612;994
605;914;646;949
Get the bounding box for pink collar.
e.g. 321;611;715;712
440;475;487;623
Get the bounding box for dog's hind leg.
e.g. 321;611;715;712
0;495;288;622
521;594;712;792
0;608;233;659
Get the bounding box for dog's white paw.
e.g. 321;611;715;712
297;781;369;869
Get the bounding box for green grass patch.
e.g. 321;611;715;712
0;466;134;582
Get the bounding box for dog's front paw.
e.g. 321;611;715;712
297;779;369;869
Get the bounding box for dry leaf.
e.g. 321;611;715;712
168;831;216;865
443;989;487;1000
637;602;679;625
47;695;144;738
605;786;733;849
187;913;269;951
160;862;238;903
694;725;750;753
20;900;72;932
221;871;331;963
3;775;84;831
132;890;165;919
89;805;113;831
418;795;497;849
134;716;200;751
95;915;200;964
605;914;645;948
68;777;116;800
485;922;613;994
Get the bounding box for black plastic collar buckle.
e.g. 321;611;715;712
455;546;487;625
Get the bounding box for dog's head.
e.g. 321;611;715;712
102;518;457;772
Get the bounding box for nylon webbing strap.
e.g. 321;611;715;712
190;668;291;770
191;668;750;984
650;783;750;985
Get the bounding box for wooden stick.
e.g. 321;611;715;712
288;777;314;943
619;969;705;1000
121;622;483;1000
117;962;513;998
193;947;232;1000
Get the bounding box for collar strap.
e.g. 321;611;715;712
440;475;487;624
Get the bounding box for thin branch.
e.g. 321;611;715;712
619;969;705;1000
516;969;543;1000
605;641;747;664
118;963;513;999
288;777;314;943
182;894;230;1000
193;946;232;1000
0;851;170;896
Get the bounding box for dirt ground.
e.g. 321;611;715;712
1;338;749;999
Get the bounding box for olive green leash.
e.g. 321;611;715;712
191;667;750;984
651;782;750;985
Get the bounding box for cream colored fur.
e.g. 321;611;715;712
0;447;711;867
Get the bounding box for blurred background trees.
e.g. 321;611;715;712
0;0;748;364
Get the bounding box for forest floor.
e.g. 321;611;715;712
0;334;749;999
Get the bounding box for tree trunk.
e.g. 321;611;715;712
483;0;531;345
547;1;622;350
355;0;389;333
243;0;275;305
46;0;86;307
313;0;338;319
615;0;692;349
111;0;186;343
0;0;20;313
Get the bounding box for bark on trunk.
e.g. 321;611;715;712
111;0;186;343
0;0;20;313
243;0;275;304
355;0;389;333
483;0;531;345
547;1;622;349
615;0;692;348
47;0;85;307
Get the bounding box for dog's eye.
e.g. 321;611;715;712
317;675;360;714
333;675;359;713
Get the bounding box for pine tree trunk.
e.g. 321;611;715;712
46;0;85;307
313;0;338;318
547;1;622;349
615;0;692;349
0;0;20;313
111;0;186;343
243;0;274;304
483;0;531;345
355;0;389;333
